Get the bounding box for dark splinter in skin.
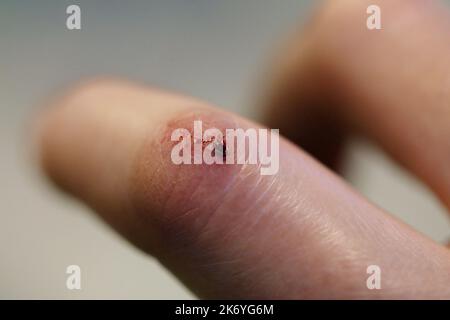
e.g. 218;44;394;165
202;136;227;163
163;110;237;166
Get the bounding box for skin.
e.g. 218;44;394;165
35;0;450;298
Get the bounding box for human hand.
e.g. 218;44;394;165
35;0;450;299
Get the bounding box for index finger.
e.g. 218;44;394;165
36;78;450;298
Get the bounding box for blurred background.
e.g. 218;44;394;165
1;0;450;299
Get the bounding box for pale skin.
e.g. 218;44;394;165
35;0;450;298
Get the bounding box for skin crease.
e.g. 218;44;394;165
36;0;450;299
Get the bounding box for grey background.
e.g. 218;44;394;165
1;0;449;299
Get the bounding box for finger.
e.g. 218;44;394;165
264;0;450;209
36;78;450;298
